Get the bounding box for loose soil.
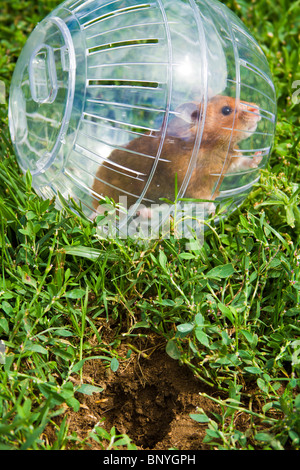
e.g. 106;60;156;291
70;341;215;450
44;324;259;450
70;348;211;450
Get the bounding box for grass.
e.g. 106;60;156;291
0;0;300;450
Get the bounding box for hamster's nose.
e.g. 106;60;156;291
242;102;261;121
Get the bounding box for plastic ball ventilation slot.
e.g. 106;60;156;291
9;0;277;238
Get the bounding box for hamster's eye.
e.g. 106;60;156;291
191;109;200;121
221;106;233;116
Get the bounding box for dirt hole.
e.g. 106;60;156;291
54;333;221;450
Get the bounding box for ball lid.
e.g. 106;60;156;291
9;16;76;175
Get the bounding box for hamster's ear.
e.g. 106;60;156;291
167;102;202;140
176;102;201;124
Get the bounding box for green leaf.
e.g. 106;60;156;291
190;413;210;423
255;432;272;442
66;396;81;412
52;329;73;337
52;347;74;361
294;394;300;410
159;250;167;270
71;359;86;374
92;427;111;441
110;357;119;372
206;264;235;279
64;289;86;299
195;313;205;327
221;330;231;346
77;384;104;395
244;366;262;374
25;169;32;191
20;424;46;450
195;328;210;347
240;329;258;347
206;429;222;439
0;318;9;334
166;339;181;359
178;252;195;260
288;430;300;445
257;378;269;393
245;237;254;252
177;323;194;334
130;321;150;330
157;299;175;306
286;205;295;227
218;303;237;324
23;341;48;355
61;245;103;260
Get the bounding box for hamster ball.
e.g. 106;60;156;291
9;0;276;235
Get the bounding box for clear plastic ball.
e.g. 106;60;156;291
9;0;276;237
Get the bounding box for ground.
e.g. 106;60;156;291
44;323;257;450
66;342;214;450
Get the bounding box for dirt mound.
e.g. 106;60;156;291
63;334;219;450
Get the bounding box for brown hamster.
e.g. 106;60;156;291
92;95;261;216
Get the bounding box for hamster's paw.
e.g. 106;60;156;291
134;206;153;220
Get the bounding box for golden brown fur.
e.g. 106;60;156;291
92;95;261;212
